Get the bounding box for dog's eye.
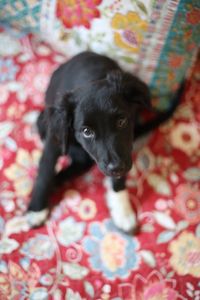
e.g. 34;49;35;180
82;127;95;138
117;117;128;129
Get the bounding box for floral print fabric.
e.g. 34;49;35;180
56;0;102;29
1;1;200;108
0;30;200;299
83;220;140;280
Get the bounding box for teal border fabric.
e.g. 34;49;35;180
0;0;42;33
150;0;200;109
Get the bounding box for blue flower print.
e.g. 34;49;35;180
0;58;19;83
83;219;140;280
20;234;55;260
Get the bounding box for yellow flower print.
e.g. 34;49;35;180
4;149;41;197
170;123;200;155
169;231;200;277
78;198;97;220
111;12;148;53
100;233;126;272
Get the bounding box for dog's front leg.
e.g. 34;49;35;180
27;138;60;226
105;177;137;233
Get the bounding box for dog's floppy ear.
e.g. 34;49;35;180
45;92;73;154
107;70;152;110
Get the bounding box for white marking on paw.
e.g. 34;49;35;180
26;209;49;227
4;209;49;237
105;180;137;232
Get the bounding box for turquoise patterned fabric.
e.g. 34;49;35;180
150;0;200;109
0;0;42;33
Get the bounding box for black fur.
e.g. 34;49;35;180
28;51;182;212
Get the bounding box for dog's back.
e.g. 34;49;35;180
45;51;120;106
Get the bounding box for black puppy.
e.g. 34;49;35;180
28;51;181;232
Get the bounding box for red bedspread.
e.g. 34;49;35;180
0;34;200;300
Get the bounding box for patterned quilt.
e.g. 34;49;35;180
0;31;200;300
1;0;200;109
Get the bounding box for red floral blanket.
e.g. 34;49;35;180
0;33;200;300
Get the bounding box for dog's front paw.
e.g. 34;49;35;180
26;209;49;228
27;198;49;227
106;188;137;233
5;209;49;237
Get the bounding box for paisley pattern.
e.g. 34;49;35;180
0;30;200;299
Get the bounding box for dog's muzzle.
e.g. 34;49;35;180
101;160;132;177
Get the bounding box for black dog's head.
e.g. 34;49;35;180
47;70;151;177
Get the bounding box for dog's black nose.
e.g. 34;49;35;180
107;162;125;177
